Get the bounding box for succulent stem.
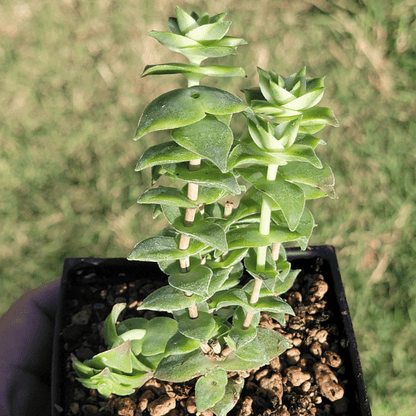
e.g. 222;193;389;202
179;78;202;322
244;163;279;328
272;242;281;261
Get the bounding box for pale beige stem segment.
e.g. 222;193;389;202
221;346;233;357
200;343;212;354
188;303;199;319
272;242;281;261
179;235;191;250
178;159;201;320
242;279;263;329
184;207;197;227
179;159;201;272
249;279;263;304
224;201;234;218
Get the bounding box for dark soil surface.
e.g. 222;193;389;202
56;257;357;416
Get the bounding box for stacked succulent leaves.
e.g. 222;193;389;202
72;7;338;415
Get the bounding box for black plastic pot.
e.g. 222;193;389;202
51;245;371;416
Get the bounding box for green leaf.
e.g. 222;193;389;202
137;285;203;312
176;45;239;64
246;113;284;151
115;317;147;356
155;349;213;382
103;303;126;348
75;367;137;397
163;161;242;195
142;63;245;79
279;161;336;199
171;115;233;173
164;332;201;355
86;340;135;373
157;256;201;275
155;344;272;384
258;68;280;104
115;318;147;336
233;337;268;362
300;106;339;127
208;288;250;312
195;369;228;411
141;317;178;356
211;378;244;416
137;187;198;208
272;269;301;296
251;101;301;119
296;134;326;149
197;13;210;25
281;144;322;168
227;224;301;250
195;185;228;204
148;30;199;49
110;370;153;389
237;167;305;230
254;296;294;315
222;187;261;225
167;17;180;35
244;248;280;288
135;86;246;139
135;141;199;171
283;88;324;110
208;248;248;269
175;6;198;34
228;142;285;169
271;208;315;250
168;265;213;297
209;13;227;23
233;305;260;327
151;165;164;184
175;310;216;342
257;326;291;359
162;206;228;253
71;354;97;378
136;353;165;371
206;268;233;296
129;236;206;262
208;262;243;294
186;21;231;41
228;141;322;170
214;36;247;47
227;324;257;350
273;118;302;148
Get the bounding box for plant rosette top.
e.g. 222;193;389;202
72;7;338;416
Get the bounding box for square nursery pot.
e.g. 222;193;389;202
52;245;371;416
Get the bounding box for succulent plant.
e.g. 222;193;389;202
72;7;337;415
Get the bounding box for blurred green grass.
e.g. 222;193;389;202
1;0;415;414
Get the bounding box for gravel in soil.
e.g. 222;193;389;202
58;257;354;416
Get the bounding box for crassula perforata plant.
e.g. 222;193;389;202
71;7;338;415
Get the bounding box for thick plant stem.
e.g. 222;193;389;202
179;77;201;273
243;163;279;329
181;162;212;354
177;78;208;354
179;159;201;321
272;242;281;261
179;160;200;272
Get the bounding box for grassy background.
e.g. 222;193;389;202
1;0;415;414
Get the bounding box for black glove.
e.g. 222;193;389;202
0;279;60;416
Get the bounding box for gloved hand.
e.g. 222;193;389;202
0;279;60;416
